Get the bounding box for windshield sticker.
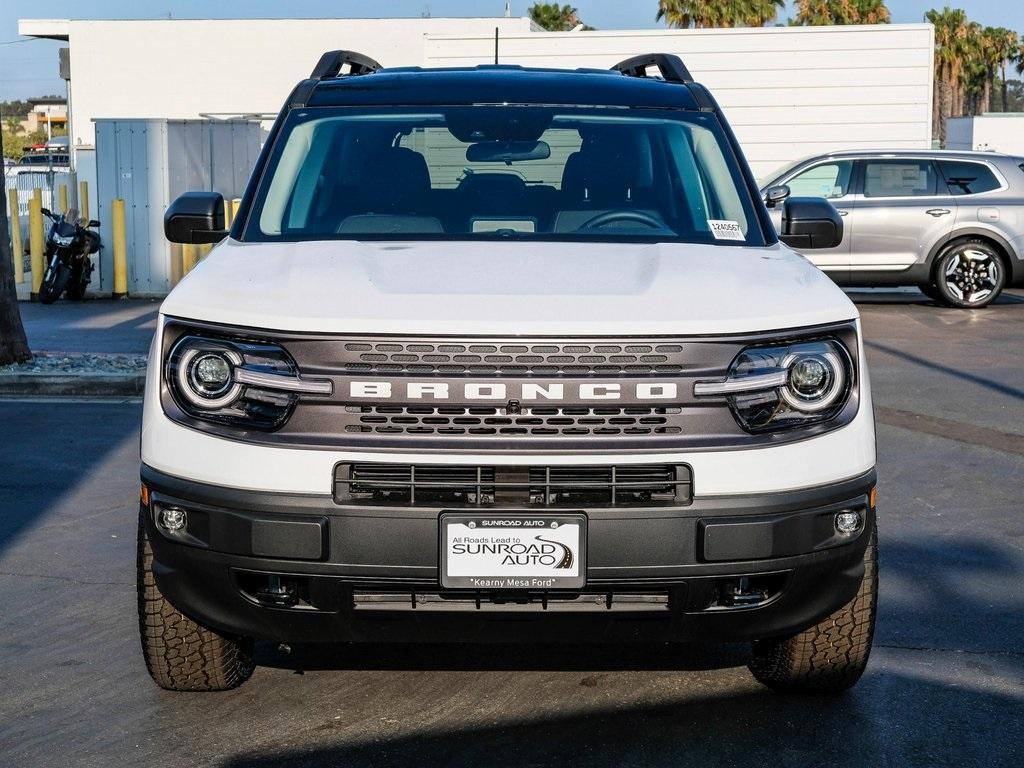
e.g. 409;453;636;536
707;220;745;241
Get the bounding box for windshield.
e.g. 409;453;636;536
245;106;765;246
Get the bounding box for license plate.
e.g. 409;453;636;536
440;513;586;590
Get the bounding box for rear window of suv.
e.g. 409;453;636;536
246;106;767;246
938;160;1001;195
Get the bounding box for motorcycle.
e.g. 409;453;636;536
38;208;101;304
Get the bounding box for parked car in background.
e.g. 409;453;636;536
762;150;1024;308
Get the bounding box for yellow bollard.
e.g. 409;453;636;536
182;243;199;275
112;198;128;297
8;189;24;284
33;187;42;207
28;198;45;298
198;243;213;259
223;199;233;228
58;184;69;213
79;180;90;223
231;198;241;225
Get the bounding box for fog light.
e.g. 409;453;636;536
159;507;187;532
835;510;862;535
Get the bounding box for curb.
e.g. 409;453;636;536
0;372;146;397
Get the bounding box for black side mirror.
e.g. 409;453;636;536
88;220;100;228
41;207;52;217
780;197;843;250
763;184;790;209
164;192;227;244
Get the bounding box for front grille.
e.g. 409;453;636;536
335;463;693;507
342;405;685;437
339;341;687;376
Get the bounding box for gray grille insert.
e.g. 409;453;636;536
339;341;687;376
335;463;693;507
342;405;684;437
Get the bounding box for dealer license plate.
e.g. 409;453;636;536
440;513;586;590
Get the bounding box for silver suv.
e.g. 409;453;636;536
762;150;1024;308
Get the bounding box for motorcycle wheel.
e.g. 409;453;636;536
38;263;72;304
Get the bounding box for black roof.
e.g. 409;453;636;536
304;66;703;110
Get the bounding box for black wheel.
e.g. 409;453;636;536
748;521;877;694
137;511;255;691
932;239;1005;308
38;262;71;304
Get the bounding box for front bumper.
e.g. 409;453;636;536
142;464;876;644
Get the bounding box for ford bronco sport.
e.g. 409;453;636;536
143;51;877;693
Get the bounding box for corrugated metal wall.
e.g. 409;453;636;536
95;119;261;296
424;25;935;181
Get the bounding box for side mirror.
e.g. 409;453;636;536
763;184;790;209
780;197;843;250
88;220;100;228
164;192;227;244
41;207;52;217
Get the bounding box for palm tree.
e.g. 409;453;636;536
528;3;584;31
926;7;969;143
657;0;783;28
795;0;891;25
987;27;1020;112
3;116;22;136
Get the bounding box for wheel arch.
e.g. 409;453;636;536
926;228;1021;285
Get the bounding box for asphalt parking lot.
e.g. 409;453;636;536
1;290;1023;768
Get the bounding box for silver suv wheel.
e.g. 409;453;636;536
934;240;1005;309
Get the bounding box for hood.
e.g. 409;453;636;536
160;239;857;336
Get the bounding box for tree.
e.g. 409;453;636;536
0;130;32;366
794;0;891;25
988;27;1020;112
657;0;783;28
926;7;969;143
528;3;589;31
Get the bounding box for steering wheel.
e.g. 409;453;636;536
577;210;665;231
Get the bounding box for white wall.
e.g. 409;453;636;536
33;17;533;149
946;114;1024;156
425;25;935;180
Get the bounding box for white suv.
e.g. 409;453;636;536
141;52;877;694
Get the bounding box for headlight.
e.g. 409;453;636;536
694;338;853;432
52;233;75;247
166;335;331;430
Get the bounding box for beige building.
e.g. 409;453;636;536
19;97;68;137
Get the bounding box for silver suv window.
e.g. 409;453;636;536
863;159;937;198
784;160;853;199
937;160;1001;196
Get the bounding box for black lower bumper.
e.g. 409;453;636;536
141;465;876;644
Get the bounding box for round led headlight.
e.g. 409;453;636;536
175;346;244;409
780;349;846;413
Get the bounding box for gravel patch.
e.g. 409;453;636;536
0;352;148;376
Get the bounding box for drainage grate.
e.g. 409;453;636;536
334;463;693;507
342;405;685;437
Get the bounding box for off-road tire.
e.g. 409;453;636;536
748;522;877;694
137;511;255;691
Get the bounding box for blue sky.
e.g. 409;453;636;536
2;0;1023;100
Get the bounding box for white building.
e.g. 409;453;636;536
19;18;935;181
946;113;1024;157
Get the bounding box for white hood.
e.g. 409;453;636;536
160;239;857;336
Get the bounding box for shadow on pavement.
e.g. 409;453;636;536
219;668;1024;768
0;401;140;557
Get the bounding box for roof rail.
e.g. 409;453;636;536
612;53;692;84
310;50;382;79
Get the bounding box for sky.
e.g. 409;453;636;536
2;0;1023;101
